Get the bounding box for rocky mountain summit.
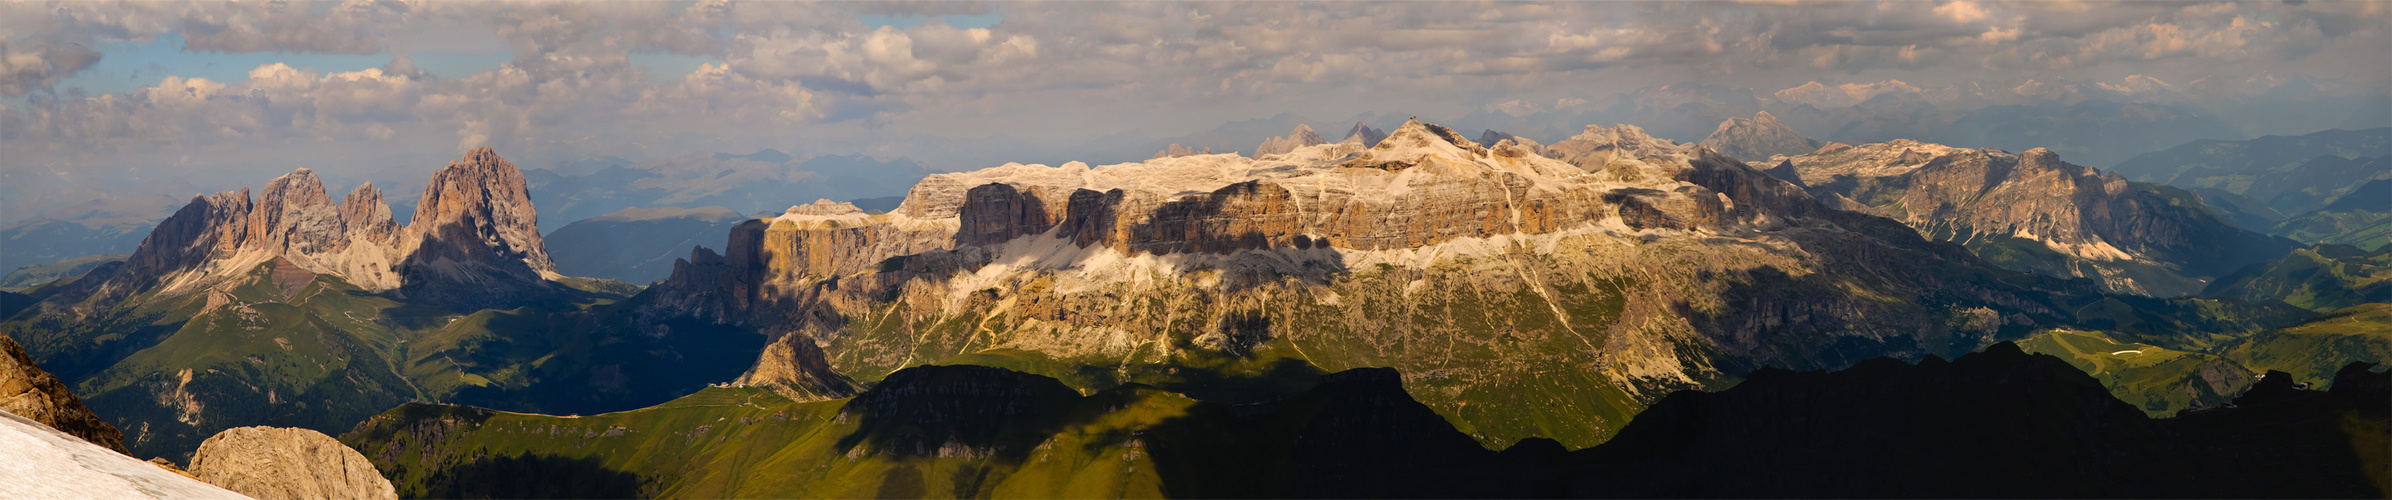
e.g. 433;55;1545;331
0;147;622;460
1771;141;2295;296
628;118;2132;448
34;148;560;313
1698;111;1822;162
2;332;126;454
189;426;396;500
397;148;561;307
1254;124;1329;156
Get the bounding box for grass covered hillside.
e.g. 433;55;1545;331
1;256;757;460
2222;303;2392;389
343;344;2391;499
2016;329;2252;415
2204;244;2391;312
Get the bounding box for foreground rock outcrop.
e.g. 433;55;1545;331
189;426;396;500
0;410;249;499
1;332;127;454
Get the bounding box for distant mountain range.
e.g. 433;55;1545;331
545;206;748;285
5;113;2384;497
523;151;932;233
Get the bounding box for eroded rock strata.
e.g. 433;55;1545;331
1771;141;2295;296
635;119;2103;448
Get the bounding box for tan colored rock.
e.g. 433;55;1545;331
1786;141;2296;295
41;147;557;312
733;333;858;402
189;426;396;500
0;411;248;500
1;332;127;454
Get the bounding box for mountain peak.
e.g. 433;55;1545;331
1700;111;1821;162
1255;123;1329;157
1378;119;1485;152
401;147;560;306
1339;122;1388;147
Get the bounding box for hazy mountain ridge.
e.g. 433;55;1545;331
545;206;748;285
524;152;934;233
1775;140;2296;296
1697;111;1821;162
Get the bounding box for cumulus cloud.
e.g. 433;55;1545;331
0;43;103;97
0;0;2384;182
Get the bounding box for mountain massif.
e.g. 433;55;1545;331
0;148;673;459
1769;140;2295;296
5;113;2381;498
599;118;2329;452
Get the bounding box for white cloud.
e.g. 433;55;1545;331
0;0;2384;185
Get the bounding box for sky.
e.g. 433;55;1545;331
2;0;2388;215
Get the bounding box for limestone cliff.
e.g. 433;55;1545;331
1780;142;2296;296
637;118;2098;448
189;426;396;500
1;332;127;454
397;147;561;307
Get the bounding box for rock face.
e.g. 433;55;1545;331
1;333;127;454
189;426;396;500
733;332;859;402
1779;141;2297;296
0;411;249;500
1698;111;1821;162
39;148;562;313
396;148;560;307
636;118;2107;449
1254;124;1328;156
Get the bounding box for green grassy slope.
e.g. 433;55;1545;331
2203;244;2391;312
2222;303;2392;389
1;257;741;460
2016;329;2252;415
344;346;2392;499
